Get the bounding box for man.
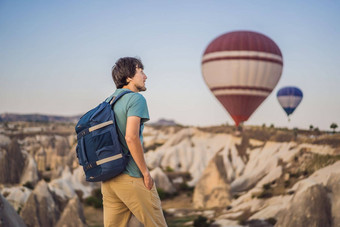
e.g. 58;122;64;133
101;57;167;227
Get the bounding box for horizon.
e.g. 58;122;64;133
0;112;336;132
1;1;339;131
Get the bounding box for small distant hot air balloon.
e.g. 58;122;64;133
201;31;283;126
277;86;303;121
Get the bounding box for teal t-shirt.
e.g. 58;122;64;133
106;88;149;178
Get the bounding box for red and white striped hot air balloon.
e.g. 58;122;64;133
201;31;283;126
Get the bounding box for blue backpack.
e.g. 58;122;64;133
75;90;132;182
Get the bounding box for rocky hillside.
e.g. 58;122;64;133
0;113;81;123
0;122;339;227
0;122;90;227
144;125;340;226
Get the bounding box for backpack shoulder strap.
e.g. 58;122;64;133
109;90;133;106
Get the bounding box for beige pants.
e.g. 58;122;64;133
101;174;168;227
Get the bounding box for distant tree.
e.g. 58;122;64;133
293;127;298;139
236;125;243;132
330;123;338;133
309;125;314;131
314;127;321;136
270;124;274;129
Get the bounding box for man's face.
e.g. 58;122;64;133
130;67;147;92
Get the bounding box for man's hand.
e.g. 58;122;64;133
143;172;154;190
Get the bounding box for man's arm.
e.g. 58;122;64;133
125;116;153;190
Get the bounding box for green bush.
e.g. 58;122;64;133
306;154;340;172
263;183;271;190
193;216;210;227
257;191;273;199
92;188;102;199
233;194;240;199
43;176;51;182
266;217;277;225
289;172;301;178
17;207;22;214
270;131;294;142
165;166;174;172
157;188;166;200
84;196;102;208
284;180;290;188
166;216;197;227
146;142;165;152
23;181;34;190
157;188;174;200
84;188;103;208
179;182;194;192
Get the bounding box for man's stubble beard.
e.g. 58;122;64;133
137;85;147;92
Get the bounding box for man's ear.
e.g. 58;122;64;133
126;77;132;83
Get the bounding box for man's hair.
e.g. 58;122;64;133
111;57;144;88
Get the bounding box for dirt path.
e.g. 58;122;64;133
162;193;193;210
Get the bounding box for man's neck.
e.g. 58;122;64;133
122;84;138;92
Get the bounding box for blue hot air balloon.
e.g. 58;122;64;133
277;86;303;120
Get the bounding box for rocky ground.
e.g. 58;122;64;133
0;122;340;227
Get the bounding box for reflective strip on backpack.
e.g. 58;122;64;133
96;153;123;166
89;120;114;132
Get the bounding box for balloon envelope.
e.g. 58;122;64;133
277;86;303;116
201;31;283;126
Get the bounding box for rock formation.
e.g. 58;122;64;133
35;147;47;172
55;196;87;227
20;150;39;186
0;134;11;147
20;180;61;227
0;193;26;227
48;166;99;200
230;142;293;193
0;139;26;184
326;173;340;227
2;122;340;227
55;135;69;157
193;151;231;209
276;184;332;227
28;134;74;179
150;167;176;193
0;186;31;211
145;128;241;186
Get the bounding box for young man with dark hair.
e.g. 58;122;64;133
101;57;167;227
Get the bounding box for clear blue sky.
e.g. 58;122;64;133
1;1;339;131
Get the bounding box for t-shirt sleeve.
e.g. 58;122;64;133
127;93;150;123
